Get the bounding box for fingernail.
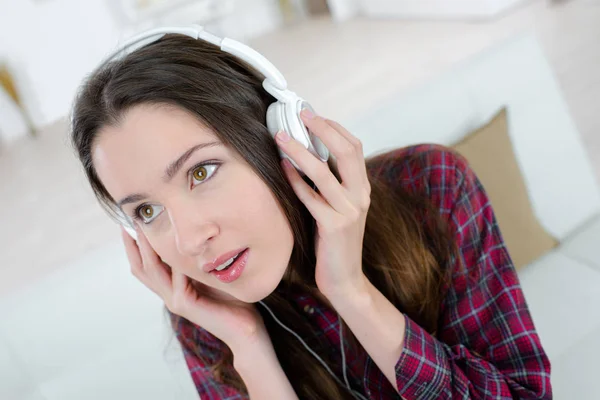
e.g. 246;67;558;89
301;108;315;119
276;130;290;143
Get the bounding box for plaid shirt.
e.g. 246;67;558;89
170;144;552;399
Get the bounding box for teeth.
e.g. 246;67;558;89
215;254;238;271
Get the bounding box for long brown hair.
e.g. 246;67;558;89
70;34;458;399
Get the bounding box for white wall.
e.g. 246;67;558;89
0;0;282;136
0;85;29;141
326;0;529;20
360;0;528;19
326;0;360;21
204;0;283;41
0;0;121;130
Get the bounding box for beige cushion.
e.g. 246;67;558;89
452;108;558;270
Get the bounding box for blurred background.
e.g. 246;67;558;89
1;0;599;399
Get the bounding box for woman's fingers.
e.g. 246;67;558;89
170;269;194;314
121;226;163;298
277;129;351;215
121;226;143;276
172;270;220;326
129;224;172;297
325;118;369;185
119;226;163;291
172;268;187;294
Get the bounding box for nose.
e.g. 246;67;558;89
169;203;219;258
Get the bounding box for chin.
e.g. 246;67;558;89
235;287;274;304
237;279;282;303
233;260;288;303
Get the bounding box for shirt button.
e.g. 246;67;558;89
303;305;315;315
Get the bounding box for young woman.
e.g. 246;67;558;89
70;30;551;399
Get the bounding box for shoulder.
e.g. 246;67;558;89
366;143;474;214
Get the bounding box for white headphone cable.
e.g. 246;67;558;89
339;313;352;390
258;300;369;400
339;313;370;400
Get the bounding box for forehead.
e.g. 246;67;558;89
97;104;216;151
92;104;219;202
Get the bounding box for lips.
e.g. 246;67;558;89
203;248;247;272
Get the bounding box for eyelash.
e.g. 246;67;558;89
131;161;222;224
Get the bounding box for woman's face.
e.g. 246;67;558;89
93;104;295;303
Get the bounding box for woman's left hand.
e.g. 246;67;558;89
275;108;371;298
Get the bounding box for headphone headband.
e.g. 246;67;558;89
102;24;288;91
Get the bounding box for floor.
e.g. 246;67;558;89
0;0;598;306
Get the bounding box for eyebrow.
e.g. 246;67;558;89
117;141;222;209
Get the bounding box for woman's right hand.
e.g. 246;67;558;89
120;225;269;352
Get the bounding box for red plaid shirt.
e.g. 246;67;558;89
170;144;552;399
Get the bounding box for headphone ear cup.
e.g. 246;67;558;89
296;101;329;162
266;101;284;137
267;101;303;173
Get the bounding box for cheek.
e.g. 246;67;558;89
143;232;189;274
230;179;277;224
237;179;293;249
146;237;177;268
157;246;201;282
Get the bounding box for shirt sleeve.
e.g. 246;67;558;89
392;145;552;399
169;311;249;400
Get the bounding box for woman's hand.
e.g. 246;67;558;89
275;109;371;299
120;225;269;353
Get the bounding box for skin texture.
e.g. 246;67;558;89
94;104;295;304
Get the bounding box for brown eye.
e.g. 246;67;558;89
134;204;164;224
190;163;219;186
141;206;153;219
193;166;207;181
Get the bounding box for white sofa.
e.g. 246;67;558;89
1;34;599;399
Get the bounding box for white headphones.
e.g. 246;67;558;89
101;25;330;174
